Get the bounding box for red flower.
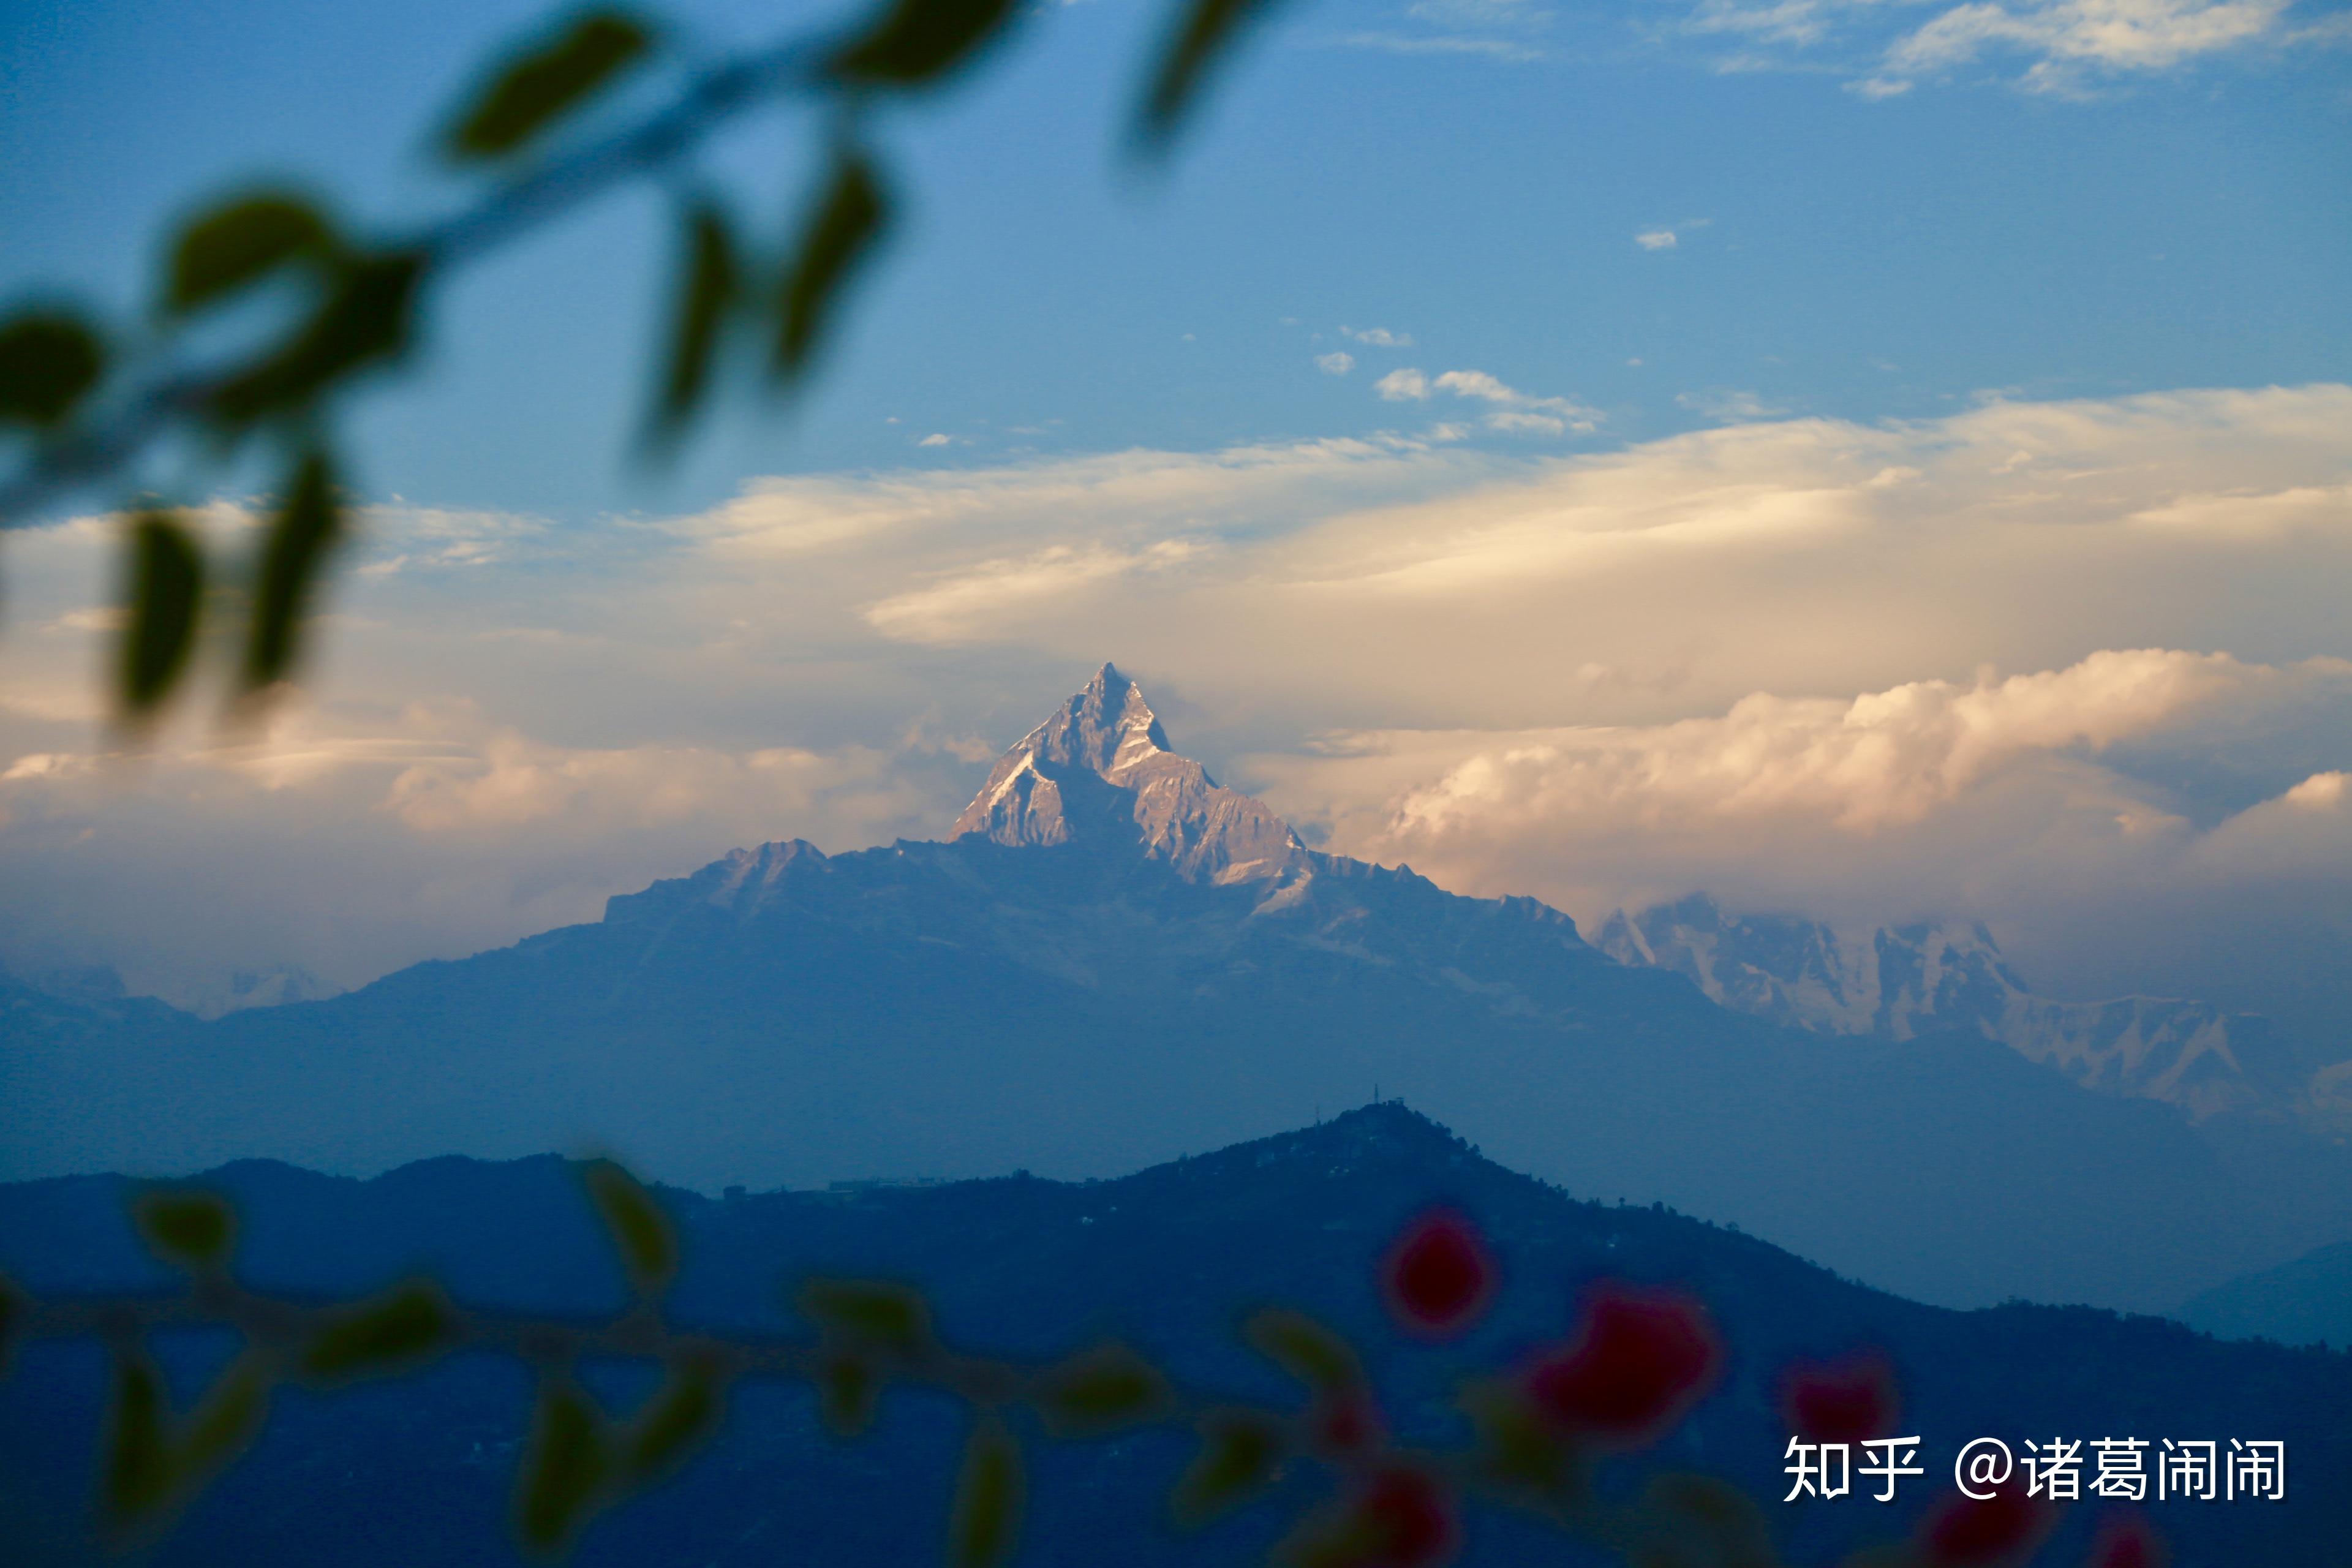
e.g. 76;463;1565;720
1917;1481;2059;1567
1520;1283;1721;1447
1349;1464;1460;1567
1777;1348;1901;1446
2087;1512;2168;1568
1311;1388;1385;1456
1381;1209;1497;1338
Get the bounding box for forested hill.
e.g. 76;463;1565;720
2;1104;2342;1566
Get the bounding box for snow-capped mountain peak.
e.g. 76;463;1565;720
950;663;1305;886
1597;893;2304;1123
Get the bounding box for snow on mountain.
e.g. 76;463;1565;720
185;964;336;1018
1596;893;2305;1122
950;662;1306;888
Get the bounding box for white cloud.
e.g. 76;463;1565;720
1246;649;2352;1027
1335;649;2301;843
1677;388;1787;421
1336;31;1547;61
1429;370;1518;402
1637;229;1679;251
1341;326;1414;348
1409;0;1553;19
864;540;1207;644
1887;0;2290;88
1317;352;1357;375
1684;0;1849;44
1373;368;1598;434
919;432;953;447
0;699;956;1008
1678;0;2310;96
6;383;2348;1018
1436;369;1601;434
1332;0;1555;59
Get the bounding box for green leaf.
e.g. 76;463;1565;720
240;449;344;693
646;202;739;445
134;1190;235;1272
948;1417;1023;1568
118;511;205;718
1640;1472;1776;1568
1030;1342;1172;1437
102;1352;173;1524
1463;1378;1584;1500
299;1283;454;1382
0;309;105;427
620;1358;723;1485
772;151;891;385
206;249;423;430
815;1348;881;1438
829;0;1024;88
165;193;337;315
1169;1407;1284;1528
798;1278;930;1357
1243;1308;1360;1393
583;1159;677;1298
445;9;653;160
516;1380;611;1553
178;1354;272;1483
1135;0;1290;151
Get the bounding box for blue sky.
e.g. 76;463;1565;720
2;0;2350;1033
4;0;2348;521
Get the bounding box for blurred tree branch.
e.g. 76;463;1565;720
0;0;1292;721
0;1172;1988;1568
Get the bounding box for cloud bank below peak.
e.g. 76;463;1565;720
1250;645;2352;1046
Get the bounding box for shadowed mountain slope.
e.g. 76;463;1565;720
4;666;2348;1314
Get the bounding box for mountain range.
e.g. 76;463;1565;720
4;665;2350;1319
1595;895;2322;1126
2;1104;2343;1567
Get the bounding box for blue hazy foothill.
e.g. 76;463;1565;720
0;1104;2344;1566
4;666;2350;1322
2182;1241;2352;1354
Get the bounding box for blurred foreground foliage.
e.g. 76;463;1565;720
0;1167;2138;1568
0;0;1295;725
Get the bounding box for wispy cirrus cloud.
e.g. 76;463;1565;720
1374;367;1601;435
1331;0;1556;61
1677;0;2329;97
1887;0;2290;91
1676;388;1787;421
